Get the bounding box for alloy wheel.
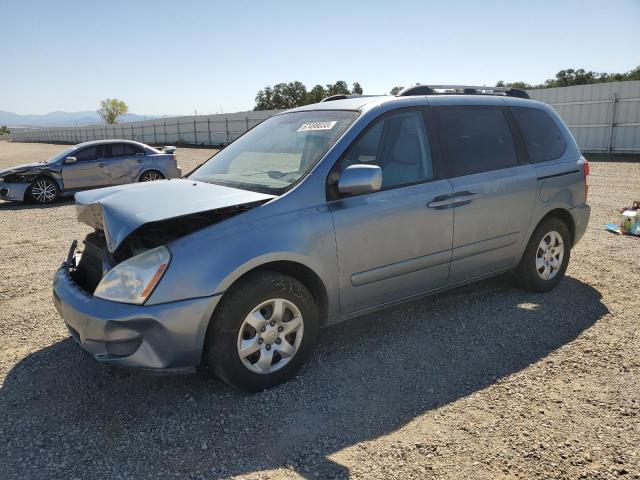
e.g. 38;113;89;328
140;171;162;181
31;179;57;203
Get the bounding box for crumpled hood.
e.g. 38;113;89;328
75;179;275;253
0;162;54;178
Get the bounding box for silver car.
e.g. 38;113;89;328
53;86;591;390
0;140;181;204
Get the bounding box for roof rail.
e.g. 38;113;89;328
397;84;530;99
320;94;379;102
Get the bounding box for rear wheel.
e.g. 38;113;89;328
29;177;59;204
512;217;570;292
203;271;320;391
139;170;164;182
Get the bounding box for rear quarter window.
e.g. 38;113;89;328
511;107;566;163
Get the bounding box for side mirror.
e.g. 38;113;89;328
64;156;77;164
338;164;382;195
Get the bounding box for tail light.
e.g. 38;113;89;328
582;158;590;201
172;154;176;161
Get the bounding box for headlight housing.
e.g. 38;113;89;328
94;246;171;304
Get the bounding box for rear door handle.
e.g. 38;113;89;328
451;191;478;206
427;193;453;209
137;159;143;163
98;163;106;168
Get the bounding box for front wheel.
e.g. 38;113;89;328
203;271;320;391
29;177;59;204
512;217;571;292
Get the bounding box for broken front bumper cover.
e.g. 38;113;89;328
0;182;29;201
52;264;222;372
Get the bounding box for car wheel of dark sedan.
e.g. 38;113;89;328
203;271;320;391
139;170;164;182
29;176;59;204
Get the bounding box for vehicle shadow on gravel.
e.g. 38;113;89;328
0;198;74;210
0;276;607;479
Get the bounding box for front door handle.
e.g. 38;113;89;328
98;163;106;168
137;159;143;163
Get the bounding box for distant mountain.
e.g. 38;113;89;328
0;110;162;128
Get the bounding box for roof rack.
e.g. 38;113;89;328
397;84;530;99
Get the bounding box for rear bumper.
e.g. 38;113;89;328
52;266;221;371
168;165;182;179
570;203;590;246
0;182;29;201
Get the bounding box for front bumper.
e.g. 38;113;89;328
52;266;221;371
0;182;29;201
570;203;591;246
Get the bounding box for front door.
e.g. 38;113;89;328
434;106;537;284
329;109;454;315
61;145;110;190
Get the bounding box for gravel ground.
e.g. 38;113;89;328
0;141;638;480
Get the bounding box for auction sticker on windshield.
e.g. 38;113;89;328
297;121;337;132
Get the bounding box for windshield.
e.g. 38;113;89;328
189;110;358;193
44;147;75;163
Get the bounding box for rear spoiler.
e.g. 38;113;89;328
159;146;176;154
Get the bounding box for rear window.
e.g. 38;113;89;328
511;107;566;163
436;107;518;177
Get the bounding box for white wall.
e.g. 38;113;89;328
11;81;640;154
527;81;640;154
10;110;282;146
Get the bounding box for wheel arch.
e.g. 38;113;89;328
26;173;62;200
537;208;576;247
220;260;330;326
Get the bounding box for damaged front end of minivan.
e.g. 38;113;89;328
52;178;274;370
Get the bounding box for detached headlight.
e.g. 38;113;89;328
94;246;171;304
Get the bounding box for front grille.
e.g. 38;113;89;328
73;232;108;294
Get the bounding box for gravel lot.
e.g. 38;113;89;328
0;141;638;480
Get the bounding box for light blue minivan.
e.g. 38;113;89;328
53;85;590;390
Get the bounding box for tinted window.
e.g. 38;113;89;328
339;110;433;189
512;107;566;162
436;107;518;177
125;144;144;155
110;143;143;157
74;146;103;161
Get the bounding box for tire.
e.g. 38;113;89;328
512;217;571;292
29;176;59;204
203;271;320;391
139;170;164;182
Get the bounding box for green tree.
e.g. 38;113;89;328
254;80;364;109
254;81;308;110
0;125;10;134
97;98;129;124
306;84;327;104
498;65;640;90
326;80;351;96
389;86;404;95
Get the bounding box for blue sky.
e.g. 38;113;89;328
1;0;639;115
